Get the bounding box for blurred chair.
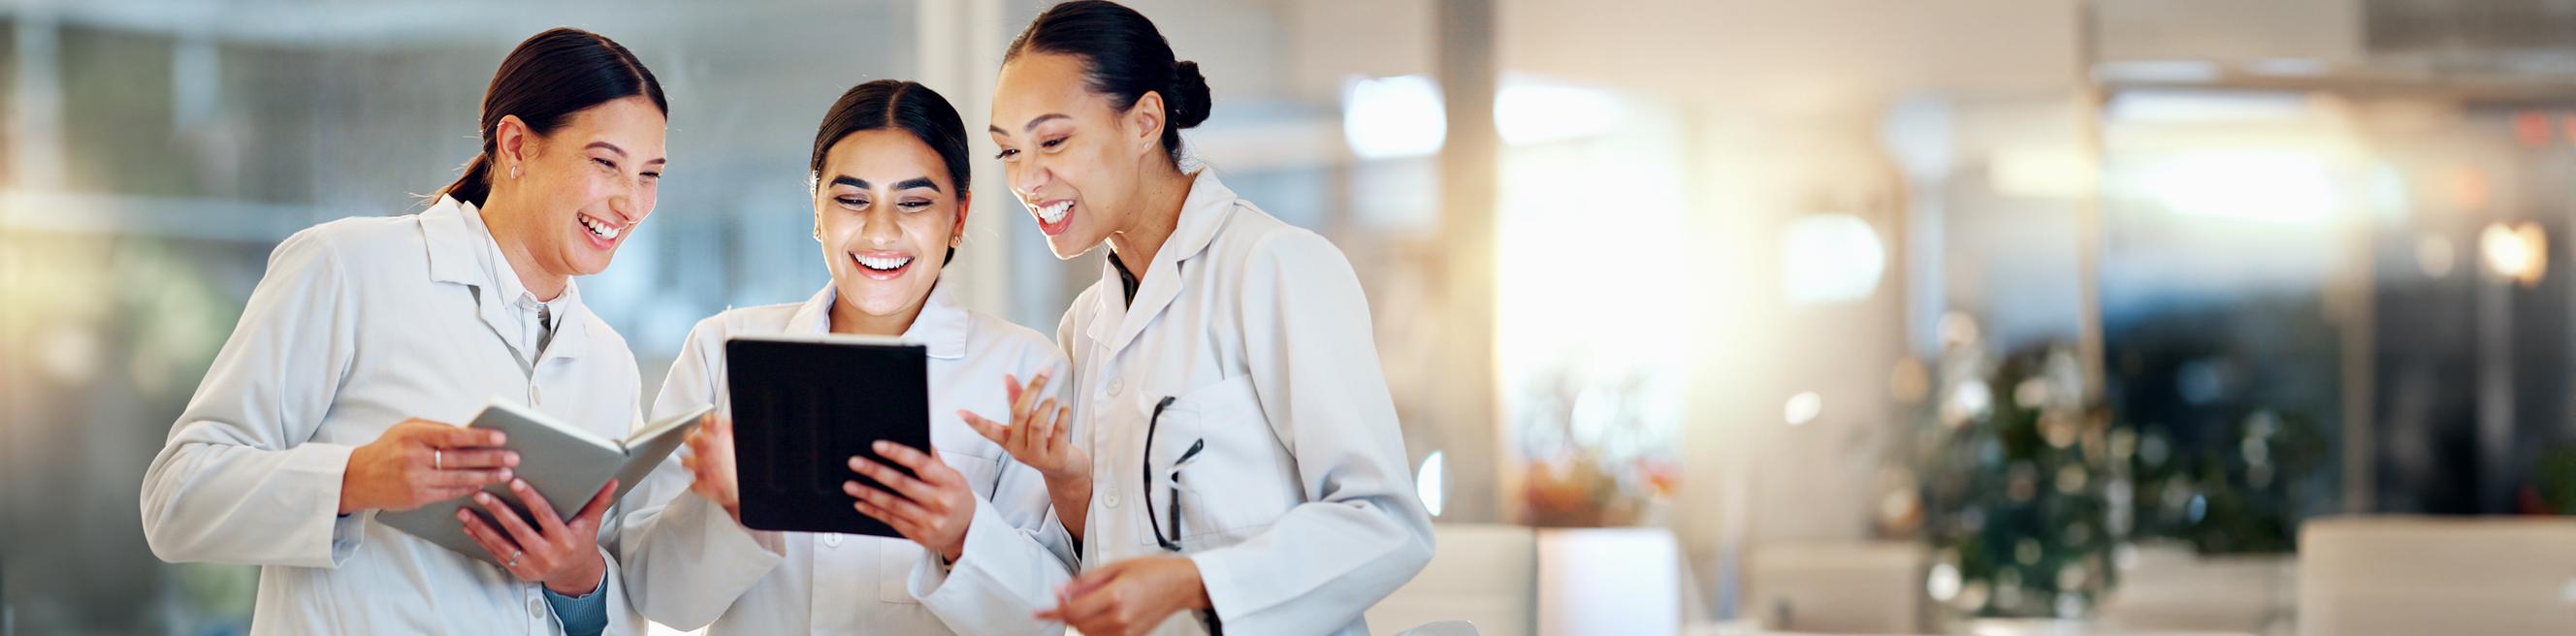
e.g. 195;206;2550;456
1368;524;1537;636
1744;541;1927;634
2092;542;2292;633
1397;620;1484;636
2300;516;2576;636
1536;526;1684;636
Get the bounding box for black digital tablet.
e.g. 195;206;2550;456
724;334;931;537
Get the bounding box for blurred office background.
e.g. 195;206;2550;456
9;0;2576;634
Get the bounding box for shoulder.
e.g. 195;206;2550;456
680;302;806;347
1205;202;1358;286
267;214;422;274
970;309;1073;370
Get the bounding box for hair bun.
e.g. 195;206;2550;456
1169;60;1212;129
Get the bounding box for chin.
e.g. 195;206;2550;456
1045;236;1088;260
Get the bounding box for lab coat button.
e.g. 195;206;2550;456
1104;488;1121;508
1108;379;1123;396
824;534;842;548
529;597;545;618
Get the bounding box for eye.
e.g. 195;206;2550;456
835;196;866;207
1040;137;1066;149
898;200;932;211
592;157;617;170
640;171;661;182
995;148;1020;160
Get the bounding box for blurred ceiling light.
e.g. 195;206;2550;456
2481;222;2548;286
1341;75;1446;160
1990;146;2096;200
1779;213;1886;305
1417;451;1446;517
2092;60;2221;84
1784;392;1823;427
2141;150;2336;223
2416;234;2457;279
2104;89;2306;123
2247;57;2330;77
1495;79;1623;145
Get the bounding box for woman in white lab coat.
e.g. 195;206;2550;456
617;80;1079;635
967;2;1436;634
139;28;668;635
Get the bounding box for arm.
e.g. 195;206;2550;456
139;229;367;567
908;456;1079;635
1183;231;1436;634
616;318;788;629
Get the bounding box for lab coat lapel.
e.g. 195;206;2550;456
1100;171;1238;356
419;198;529;364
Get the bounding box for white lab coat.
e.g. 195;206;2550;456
140;196;647;635
1059;170;1435;635
619;281;1079;635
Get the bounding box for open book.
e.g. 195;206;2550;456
375;398;714;566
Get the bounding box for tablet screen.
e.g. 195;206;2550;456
724;334;930;537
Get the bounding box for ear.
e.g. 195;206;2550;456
494;114;534;179
1125;91;1167;157
951;191;973;246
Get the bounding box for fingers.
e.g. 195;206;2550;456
960;410;1010;446
850;493;926;539
1005;373;1024;407
457;509;529;578
569;479;619;528
423;425;506;449
429;467;514;490
1034;399;1067;455
505;479;569;535
848;451;943;503
1049;568;1125;627
474;491;546;550
1014;373;1052;424
434;448;520;470
844;478;935;526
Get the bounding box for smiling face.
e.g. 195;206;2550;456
489;95;667;282
815;128;970;333
989;51;1164;260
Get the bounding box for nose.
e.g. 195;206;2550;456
860;203;901;246
608;177;645;227
1012;165;1048;203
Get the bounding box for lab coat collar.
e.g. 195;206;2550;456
419;196;589;363
784;280;971;360
1091;170;1240;353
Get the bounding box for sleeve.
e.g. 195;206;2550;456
543;568;612;636
1183;230;1437;634
616;316;789;630
139;228;370;567
911;356;1079;635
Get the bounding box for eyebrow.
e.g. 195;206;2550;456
988;113;1072;136
586;141;667;167
829;175;943;193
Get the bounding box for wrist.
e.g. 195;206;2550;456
545;554;606;596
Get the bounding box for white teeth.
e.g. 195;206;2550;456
853;254;913;271
580;216;620;240
1036;201;1071;224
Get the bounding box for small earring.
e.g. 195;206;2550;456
510;165;521;179
950;237;963;247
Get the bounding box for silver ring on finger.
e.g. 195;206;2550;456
435;449;443;470
507;549;521;568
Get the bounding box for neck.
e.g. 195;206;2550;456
477;197;569;302
1105;164;1195;279
828;293;922;337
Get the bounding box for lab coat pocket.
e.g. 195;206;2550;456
1145;375;1301;548
876;451;1000;603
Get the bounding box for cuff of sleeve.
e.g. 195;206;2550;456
679;490;788;559
542;564;612;636
1188;548;1252;624
911;498;1014;601
289;442;362;567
